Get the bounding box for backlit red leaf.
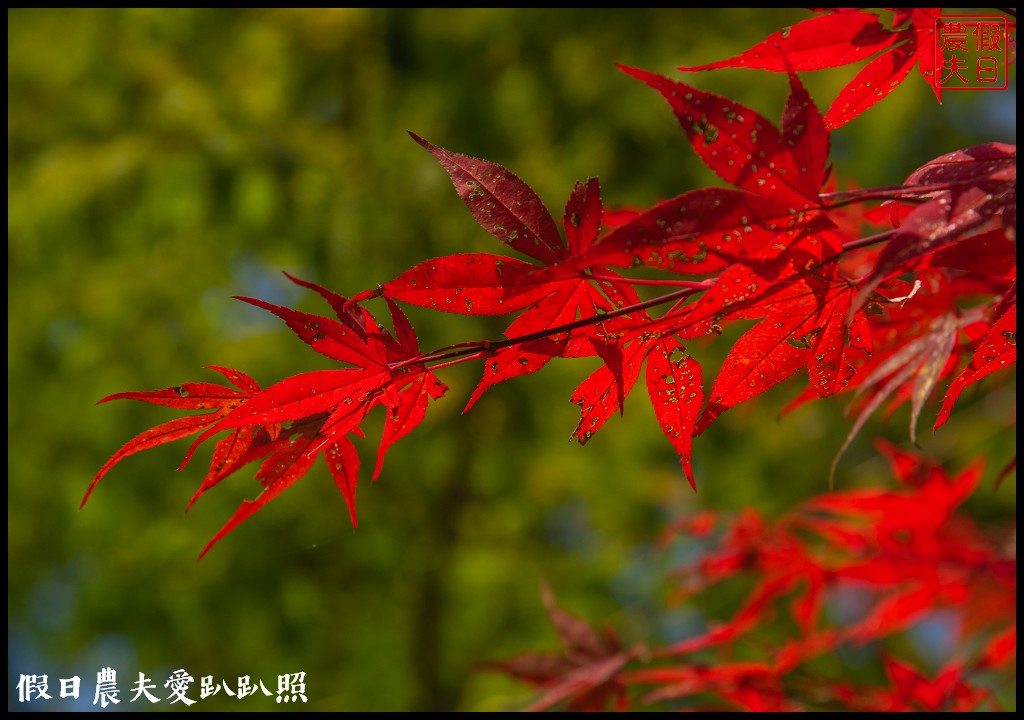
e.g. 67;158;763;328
183;368;387;465
282;272;357;328
681;8;945;128
463;338;563;414
936;302;1016;429
571;337;652;445
187;425;267;510
99;383;249;411
198;429;322;560
646;338;703;490
84;414;222;509
205;365;262;394
781;69;831;193
325;436;361;529
679;11;891;73
564;177;603;257
367;253;552;315
373;371;447;480
824;40;918;129
697;313;813;434
238;296;388;369
576;187;802;274
620;65;824;207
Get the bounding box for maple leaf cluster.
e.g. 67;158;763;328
490;442;1016;711
86;8;1015;707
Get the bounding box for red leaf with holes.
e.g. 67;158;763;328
646;338;703;489
374;371;447;479
378;149;650;410
356;253;554;316
574;187;802;275
620;65;826;207
570;335;653;445
569;66;834;279
238;296;389;368
687;258;870;433
463;337;564;413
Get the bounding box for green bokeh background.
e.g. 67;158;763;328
9;8;1015;711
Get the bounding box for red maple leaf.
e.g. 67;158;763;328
353;134;721;483
84;365;263;509
852;142;1016;313
629;441;1013;711
572;64;831;277
91;274;448;558
90;25;1015;572
936;290;1016;429
679;8;947;128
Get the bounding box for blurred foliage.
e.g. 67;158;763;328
8;8;1015;711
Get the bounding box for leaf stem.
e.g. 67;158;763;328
840;229;897;252
390;280;714;372
820;180;964;206
585;271;713;289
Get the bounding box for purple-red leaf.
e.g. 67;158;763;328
831;313;968;480
925;228;1016;278
410;132;564;265
853;143;1016;313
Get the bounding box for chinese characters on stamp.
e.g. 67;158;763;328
934;16;1009;91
